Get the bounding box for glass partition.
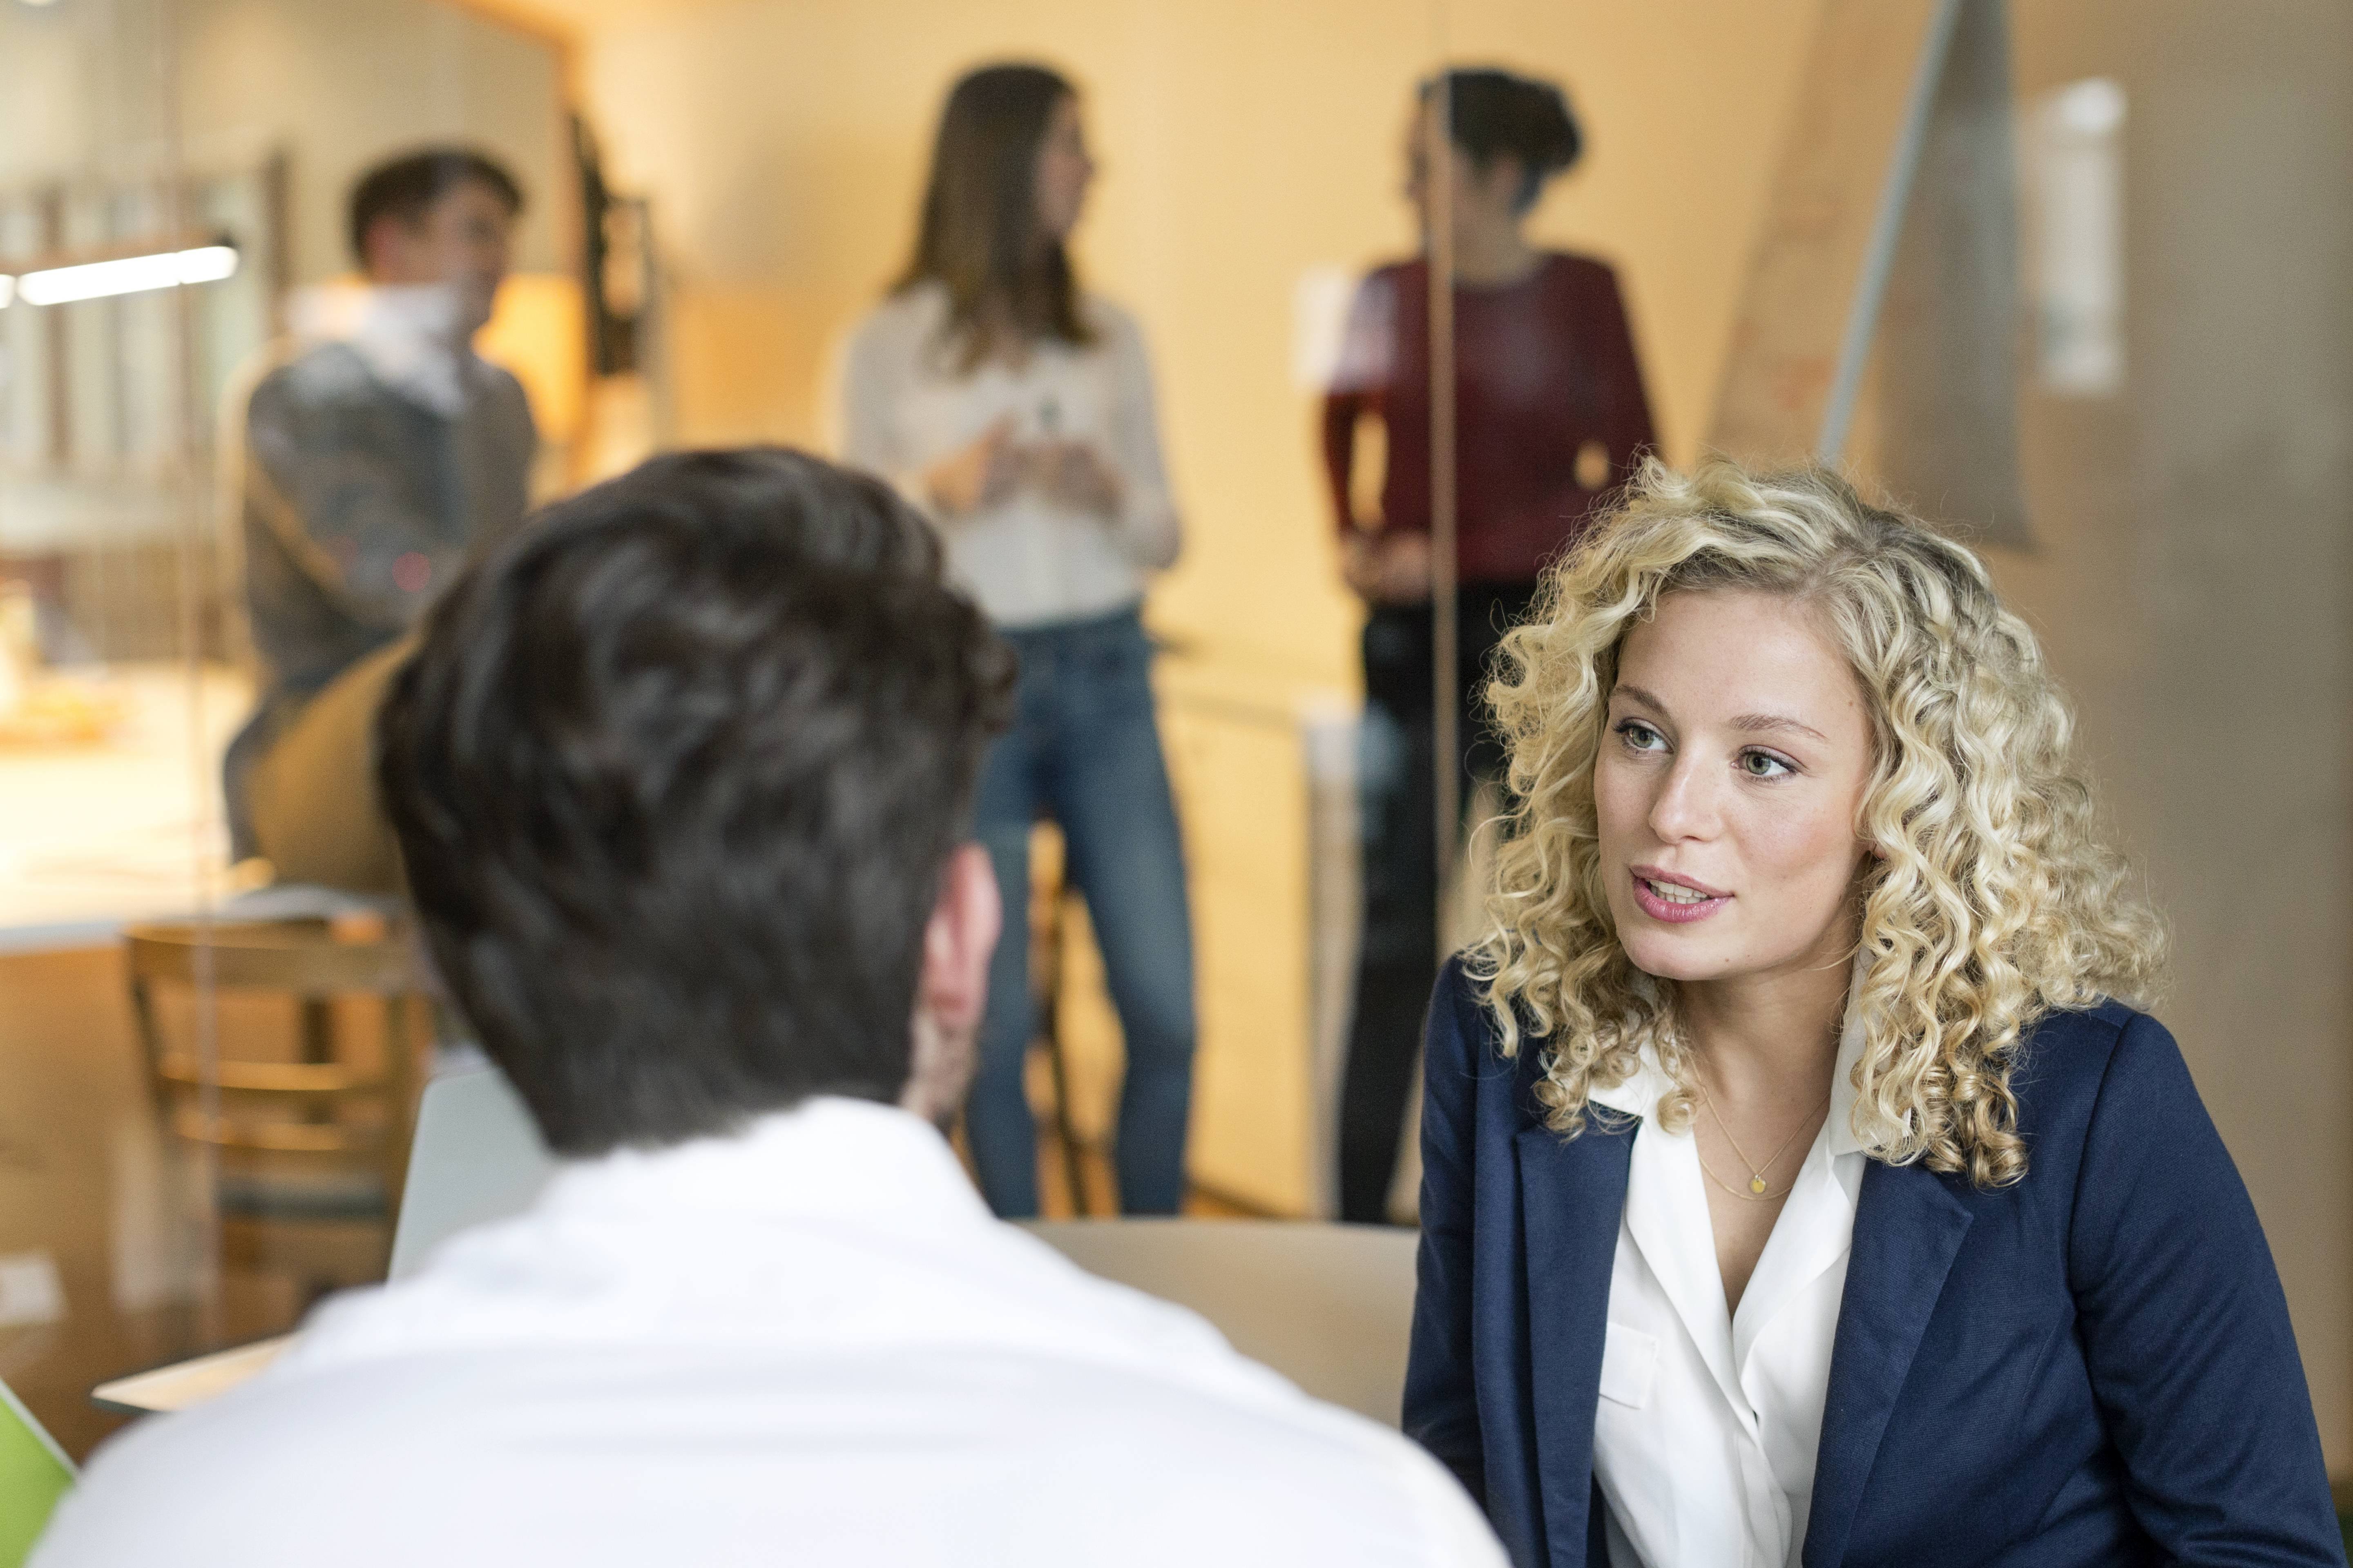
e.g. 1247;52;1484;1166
0;0;583;1462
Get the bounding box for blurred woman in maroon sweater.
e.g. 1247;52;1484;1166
1325;68;1655;1222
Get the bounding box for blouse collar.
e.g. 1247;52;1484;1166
1585;952;1890;1156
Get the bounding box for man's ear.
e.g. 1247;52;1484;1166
900;843;1001;1126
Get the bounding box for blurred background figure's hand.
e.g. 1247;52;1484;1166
1342;529;1433;605
923;418;1021;515
1027;439;1124;519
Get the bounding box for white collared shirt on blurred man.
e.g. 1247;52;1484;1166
35;1097;1504;1568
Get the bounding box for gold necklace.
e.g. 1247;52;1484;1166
1696;1152;1796;1204
1697;1082;1830;1201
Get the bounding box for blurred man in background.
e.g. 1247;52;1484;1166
223;146;536;893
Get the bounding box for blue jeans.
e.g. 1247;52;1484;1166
968;605;1197;1217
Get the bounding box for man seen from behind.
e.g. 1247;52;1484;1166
38;448;1507;1568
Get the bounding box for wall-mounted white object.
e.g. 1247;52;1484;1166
2026;78;2127;397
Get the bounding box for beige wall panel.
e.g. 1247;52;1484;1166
174;0;567;281
1860;0;2353;1468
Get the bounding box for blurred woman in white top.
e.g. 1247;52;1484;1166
839;63;1194;1218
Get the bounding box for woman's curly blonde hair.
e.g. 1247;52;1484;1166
1471;458;2164;1186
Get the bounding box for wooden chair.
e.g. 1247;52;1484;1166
123;919;431;1297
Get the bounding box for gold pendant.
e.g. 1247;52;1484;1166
1748;1176;1767;1195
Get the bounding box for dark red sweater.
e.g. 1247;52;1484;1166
1321;252;1654;586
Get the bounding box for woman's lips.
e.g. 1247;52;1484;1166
1628;866;1732;925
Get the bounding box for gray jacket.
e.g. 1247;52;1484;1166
226;341;535;853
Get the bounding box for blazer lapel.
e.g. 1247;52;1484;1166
1802;1160;1974;1568
1516;1120;1634;1566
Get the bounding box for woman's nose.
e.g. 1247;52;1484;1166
1647;754;1722;843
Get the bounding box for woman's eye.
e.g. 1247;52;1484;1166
1615;719;1665;753
1739;749;1794;779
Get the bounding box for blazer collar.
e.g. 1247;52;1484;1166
1515;1116;1634;1566
1801;1159;1974;1568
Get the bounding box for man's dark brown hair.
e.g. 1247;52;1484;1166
376;448;1012;1155
348;147;525;268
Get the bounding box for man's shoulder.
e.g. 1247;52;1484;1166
252;341;377;409
30;1353;463;1566
991;1351;1503;1561
470;357;533;413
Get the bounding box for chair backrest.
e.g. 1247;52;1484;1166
123;919;417;995
0;1376;72;1568
1025;1219;1419;1425
122;918;432;1205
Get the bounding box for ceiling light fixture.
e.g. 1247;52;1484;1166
1;243;238;308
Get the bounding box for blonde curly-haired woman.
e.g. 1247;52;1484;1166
1404;461;2338;1567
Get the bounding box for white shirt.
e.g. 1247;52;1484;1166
35;1098;1502;1568
1587;975;1880;1568
344;283;492;417
835;282;1182;629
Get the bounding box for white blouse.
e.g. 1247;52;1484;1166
1585;972;1877;1568
834;282;1182;630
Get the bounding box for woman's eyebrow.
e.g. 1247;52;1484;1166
1729;711;1830;743
1613;685;1826;744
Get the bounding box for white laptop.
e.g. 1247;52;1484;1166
386;1063;559;1280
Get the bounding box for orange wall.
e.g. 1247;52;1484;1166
580;0;1828;690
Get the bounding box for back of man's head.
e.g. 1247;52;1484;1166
377;447;1013;1156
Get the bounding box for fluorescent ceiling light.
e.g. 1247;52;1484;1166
7;244;239;308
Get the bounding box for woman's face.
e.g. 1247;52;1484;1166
1033;94;1096;244
1403;102;1526;243
1594;589;1876;990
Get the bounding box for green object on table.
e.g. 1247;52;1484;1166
0;1378;71;1567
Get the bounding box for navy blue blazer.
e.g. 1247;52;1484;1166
1405;957;2344;1567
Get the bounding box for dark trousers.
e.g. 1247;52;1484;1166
1337;584;1536;1223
